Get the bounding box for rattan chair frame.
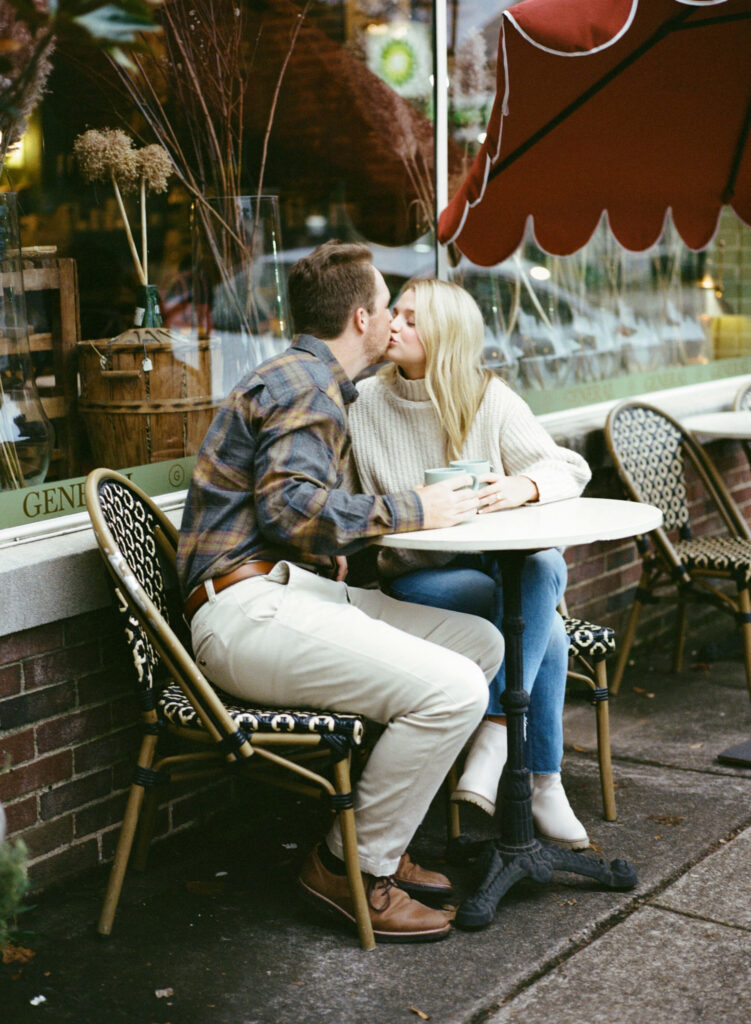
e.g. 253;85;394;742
605;400;751;701
559;601;616;821
85;468;375;950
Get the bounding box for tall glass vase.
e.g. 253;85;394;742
0;193;53;490
191;195;292;395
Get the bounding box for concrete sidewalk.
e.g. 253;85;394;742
3;621;751;1024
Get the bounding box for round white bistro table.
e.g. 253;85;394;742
682;410;751;442
682;411;751;768
377;496;662;929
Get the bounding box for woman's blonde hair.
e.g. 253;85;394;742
381;278;494;461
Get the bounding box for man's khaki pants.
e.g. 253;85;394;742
190;561;504;877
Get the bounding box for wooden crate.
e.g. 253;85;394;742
21;250;82;480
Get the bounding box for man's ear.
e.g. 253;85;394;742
353;305;368;334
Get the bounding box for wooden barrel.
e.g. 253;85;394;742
77;327;222;469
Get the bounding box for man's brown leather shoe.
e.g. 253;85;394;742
298;846;451;943
394;852;454;898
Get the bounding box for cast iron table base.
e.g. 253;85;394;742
454;552;638;931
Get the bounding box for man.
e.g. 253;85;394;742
177;240;504;943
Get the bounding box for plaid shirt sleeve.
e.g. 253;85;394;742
177;344;423;594
253;359;422;556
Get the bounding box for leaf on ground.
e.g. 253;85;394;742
572;745;590;753
409;1007;430;1020
185;880;225;896
689;742;704;750
649;814;685;827
632;686;646;693
2;944;35;965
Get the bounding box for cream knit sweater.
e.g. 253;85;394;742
347;371;591;577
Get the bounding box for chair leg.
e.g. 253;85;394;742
131;785;161;872
332;757;375;951
611;589;646;695
673;593;689;673
738;586;751;706
593;662;616;821
98;733;158;936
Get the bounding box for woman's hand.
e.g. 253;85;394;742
477;474;539;513
334;555;348;581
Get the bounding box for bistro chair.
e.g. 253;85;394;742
605;400;751;702
560;602;617;821
85;468;376;950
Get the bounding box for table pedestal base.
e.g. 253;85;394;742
455;838;637;930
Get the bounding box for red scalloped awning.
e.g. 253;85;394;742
438;0;751;266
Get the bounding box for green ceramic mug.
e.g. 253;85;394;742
424;466;481;490
449;459;491;490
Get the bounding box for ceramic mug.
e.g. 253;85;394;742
449;459;491;490
424;466;479;488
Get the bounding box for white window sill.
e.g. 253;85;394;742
1;373;748;638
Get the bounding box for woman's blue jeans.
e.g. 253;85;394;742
384;548;568;773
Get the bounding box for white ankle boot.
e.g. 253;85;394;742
531;773;589;849
451;720;507;816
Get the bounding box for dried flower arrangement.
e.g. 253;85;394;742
0;0;55;170
109;0;311;348
73;128;173;286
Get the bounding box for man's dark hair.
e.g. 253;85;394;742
288;240;377;339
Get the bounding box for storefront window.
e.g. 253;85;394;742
1;0;750;532
1;0;438;529
448;1;751;415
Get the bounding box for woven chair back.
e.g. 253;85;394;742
90;473;175;699
607;402;690;533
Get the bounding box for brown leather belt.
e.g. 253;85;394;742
183;561;277;624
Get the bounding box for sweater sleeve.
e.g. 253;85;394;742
493;383;591;503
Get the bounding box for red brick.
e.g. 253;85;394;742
20;815;74;858
0;622;64;663
77;665;133;707
0;661;22;698
0;681;77;731
63;608;120;647
0;750;72;802
74;792;128;839
74;724;139;774
1;726;36;766
39;768;113;820
36;704;112;755
3;795;37;834
24;642;101;691
26;838;99;889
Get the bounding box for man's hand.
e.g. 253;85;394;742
334;555;348;581
477;474;539;514
415;475;480;529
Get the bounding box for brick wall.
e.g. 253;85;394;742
1;436;749;892
564;438;751;639
0;604;231;890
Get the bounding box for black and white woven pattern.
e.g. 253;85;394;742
159;681;365;745
674;536;751;584
97;477;366;749
99;481;166;694
609;405;690;532
563;616;616;662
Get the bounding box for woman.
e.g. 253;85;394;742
348;278;592;848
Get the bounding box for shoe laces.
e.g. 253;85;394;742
367;874;398;913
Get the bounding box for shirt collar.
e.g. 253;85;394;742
294;334;358;405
